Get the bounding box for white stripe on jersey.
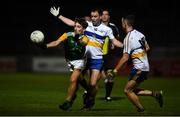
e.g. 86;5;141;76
124;32;131;53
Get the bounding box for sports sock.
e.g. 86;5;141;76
78;78;89;91
105;82;114;97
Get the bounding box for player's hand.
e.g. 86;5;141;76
35;43;47;49
107;69;117;78
50;6;60;17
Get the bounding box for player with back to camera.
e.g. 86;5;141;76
50;6;123;110
108;15;163;112
35;18;89;111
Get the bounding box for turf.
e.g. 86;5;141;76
0;72;180;116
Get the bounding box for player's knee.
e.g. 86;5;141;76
90;79;98;87
124;88;128;94
124;88;132;95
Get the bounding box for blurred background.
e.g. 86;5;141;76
1;0;180;76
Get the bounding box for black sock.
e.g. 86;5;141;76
85;85;96;107
105;82;114;97
78;78;89;91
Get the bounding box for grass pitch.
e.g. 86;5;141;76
0;72;180;116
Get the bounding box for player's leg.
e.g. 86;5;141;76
59;59;85;111
59;68;81;110
133;71;163;108
81;59;103;110
124;69;145;112
66;69;81;101
103;55;116;101
78;69;89;92
78;72;89;105
151;90;163;107
104;69;115;101
89;69;101;97
77;61;90;105
82;69;100;110
124;80;145;112
134;89;163;107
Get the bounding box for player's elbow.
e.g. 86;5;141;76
145;44;150;52
122;53;129;62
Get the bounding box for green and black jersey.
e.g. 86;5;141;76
58;32;88;60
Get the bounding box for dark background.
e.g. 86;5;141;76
1;0;179;56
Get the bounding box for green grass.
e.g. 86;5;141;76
0;72;180;116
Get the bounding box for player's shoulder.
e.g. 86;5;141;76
87;21;92;26
133;29;145;37
67;32;75;37
109;22;119;32
109;22;117;27
100;23;112;31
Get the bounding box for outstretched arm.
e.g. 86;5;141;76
47;39;62;48
58;15;75;26
47;32;68;48
50;6;75;27
34;39;61;49
111;38;123;48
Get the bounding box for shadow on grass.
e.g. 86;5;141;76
89;108;121;111
97;96;126;101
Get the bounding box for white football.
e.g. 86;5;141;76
30;30;44;43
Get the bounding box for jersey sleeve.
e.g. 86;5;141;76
106;28;115;40
57;33;68;42
81;36;89;44
123;33;131;54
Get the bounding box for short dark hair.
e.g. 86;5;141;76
102;8;111;15
124;15;135;27
91;8;103;16
74;18;88;29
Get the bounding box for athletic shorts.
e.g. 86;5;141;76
128;68;149;83
66;59;85;72
86;58;104;70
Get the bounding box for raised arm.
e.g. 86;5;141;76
50;6;75;27
58;15;75;26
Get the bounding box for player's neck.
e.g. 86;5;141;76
126;27;133;33
102;21;109;26
93;21;101;27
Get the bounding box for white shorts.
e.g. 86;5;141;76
66;59;86;72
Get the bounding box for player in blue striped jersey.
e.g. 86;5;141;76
50;7;123;110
